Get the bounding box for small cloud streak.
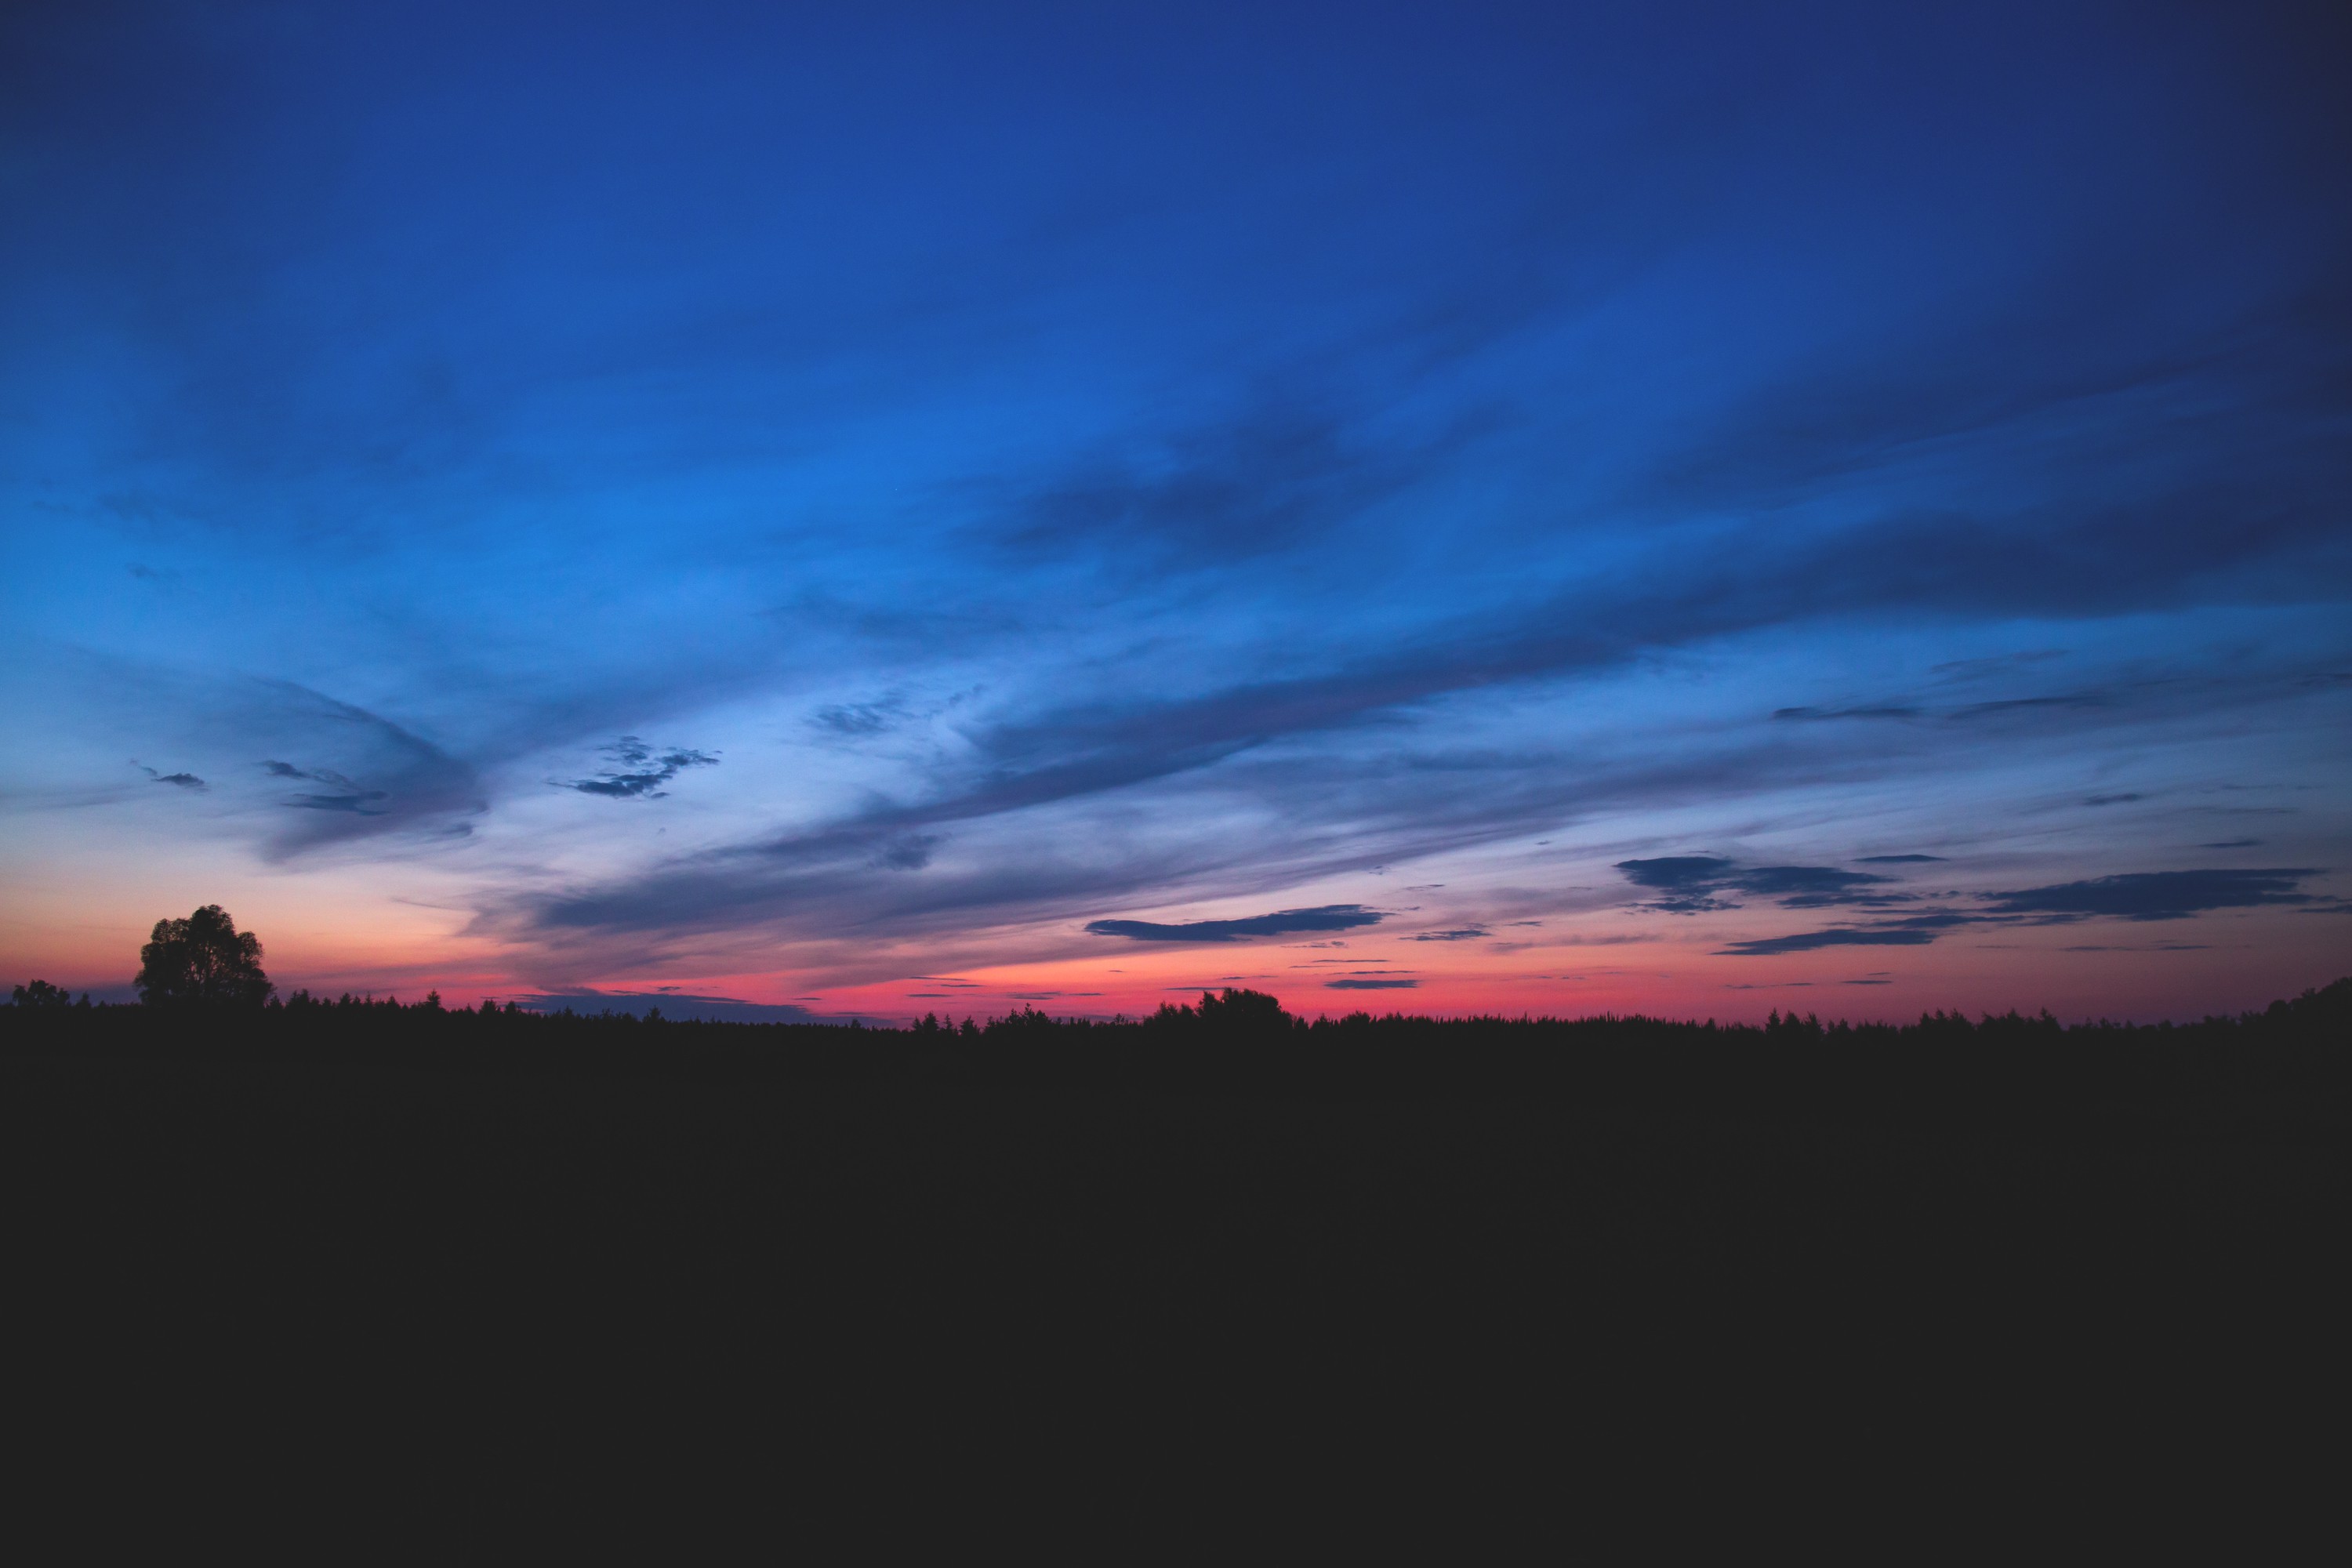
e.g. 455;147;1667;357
1772;705;1919;721
1086;905;1385;943
1716;927;1943;956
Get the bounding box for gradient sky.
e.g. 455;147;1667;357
5;1;2348;1023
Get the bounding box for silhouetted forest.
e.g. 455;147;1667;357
7;979;2347;1124
5;972;2346;1501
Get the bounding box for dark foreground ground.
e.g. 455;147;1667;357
3;984;2347;1524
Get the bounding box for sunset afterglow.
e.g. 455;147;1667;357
5;4;2347;1022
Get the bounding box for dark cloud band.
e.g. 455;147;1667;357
1085;906;1385;944
1983;869;2321;921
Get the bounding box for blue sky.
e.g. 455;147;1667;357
4;1;2347;1019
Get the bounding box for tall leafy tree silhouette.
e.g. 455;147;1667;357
1195;987;1290;1031
136;905;274;1007
11;979;78;1009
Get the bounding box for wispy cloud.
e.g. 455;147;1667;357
267;761;387;814
1711;868;2332;955
810;697;909;737
561;737;719;800
973;405;1497;572
1615;856;1899;913
241;681;484;855
1772;705;1919;722
8;4;2347;1009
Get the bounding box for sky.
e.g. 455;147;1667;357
3;0;2348;1023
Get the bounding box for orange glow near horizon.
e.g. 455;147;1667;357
7;837;2343;1027
19;906;2281;1027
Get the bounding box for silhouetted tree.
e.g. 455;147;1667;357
135;905;273;1007
11;979;76;1009
1196;987;1290;1031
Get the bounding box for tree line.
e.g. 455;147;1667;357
6;906;2347;1125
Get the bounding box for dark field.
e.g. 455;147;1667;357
5;985;2347;1497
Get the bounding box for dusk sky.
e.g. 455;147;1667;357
5;2;2347;1022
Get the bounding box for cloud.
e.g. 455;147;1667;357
288;790;390;814
1634;250;2352;630
1085;905;1385;943
492;630;2329;967
1771;706;1920;721
791;416;2352;886
1951;695;2108;720
5;1;2343;1007
1768;663;2340;737
811;697;909;737
186;678;488;856
1932;651;2069;677
1614;856;1896;913
1980;868;2322;921
266;761;387;814
1716;927;1943;956
2083;793;2143;806
1616;856;1738;890
562;736;718;800
1713;868;2332;953
975;404;1494;570
1410;927;1490;942
872;835;939;871
425;126;2350;969
1857;854;1944;863
136;764;205;789
1713;909;1983;956
1614;855;1740;912
499;711;1976;960
1734;866;1898;904
1327;978;1418;989
500;557;2347;956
